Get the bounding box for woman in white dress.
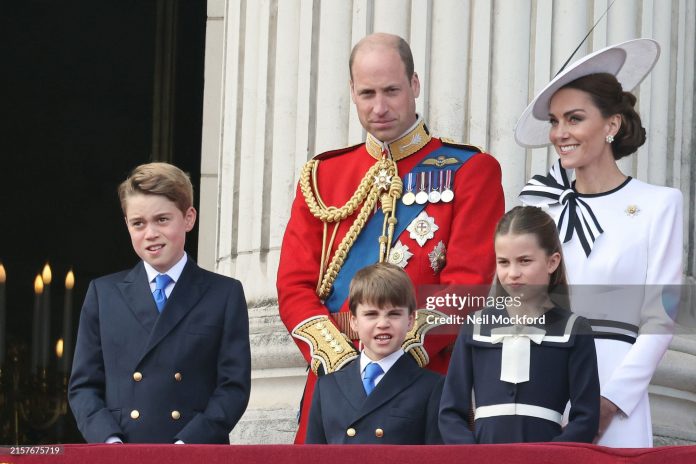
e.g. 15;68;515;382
514;39;683;447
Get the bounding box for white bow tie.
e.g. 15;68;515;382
490;325;546;384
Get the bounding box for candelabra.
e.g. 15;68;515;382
0;343;69;445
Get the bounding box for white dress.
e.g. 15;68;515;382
521;170;683;447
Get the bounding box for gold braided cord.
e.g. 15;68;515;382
317;185;381;298
300;159;389;223
301;157;401;299
378;178;403;262
316;221;341;293
316;221;329;293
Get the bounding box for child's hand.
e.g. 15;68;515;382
594;396;619;442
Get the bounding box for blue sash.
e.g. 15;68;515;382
324;146;478;312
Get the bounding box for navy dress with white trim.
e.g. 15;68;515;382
439;306;600;444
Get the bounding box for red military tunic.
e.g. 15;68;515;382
277;120;504;442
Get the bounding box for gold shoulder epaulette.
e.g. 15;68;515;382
440;137;483;153
312;142;364;161
292;315;359;374
402;309;447;367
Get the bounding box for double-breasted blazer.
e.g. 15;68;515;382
68;258;251;443
306;354;443;444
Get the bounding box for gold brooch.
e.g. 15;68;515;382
625;205;640;217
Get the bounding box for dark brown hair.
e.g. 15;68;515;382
560;73;646;159
118;162;194;215
349;262;416;315
494;206;570;310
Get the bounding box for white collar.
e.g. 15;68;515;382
143;253;188;284
359;348;405;376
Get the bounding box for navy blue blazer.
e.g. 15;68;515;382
306;353;443;444
68;259;251;444
439;307;599;444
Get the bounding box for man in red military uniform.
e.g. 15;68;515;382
277;32;504;443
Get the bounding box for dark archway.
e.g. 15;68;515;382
0;0;206;443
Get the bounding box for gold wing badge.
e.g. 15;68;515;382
292;315;359;375
421;156;460;168
402;308;447;367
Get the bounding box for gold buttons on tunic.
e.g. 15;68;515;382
130;410;140;420
133;372;143;382
375;428;384;438
174;372;182;381
346;428;356;437
171;410;181;420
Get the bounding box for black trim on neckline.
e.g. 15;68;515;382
573;176;632;198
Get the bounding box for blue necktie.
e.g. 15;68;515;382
362;362;384;395
153;274;173;312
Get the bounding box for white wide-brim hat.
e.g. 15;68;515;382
514;38;660;148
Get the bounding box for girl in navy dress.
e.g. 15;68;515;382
439;206;599;443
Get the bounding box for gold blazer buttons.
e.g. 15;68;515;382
375;428;384;438
171;410;181;420
346;427;356;437
130;410;140;420
133;372;143;382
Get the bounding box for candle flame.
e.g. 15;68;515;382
56;338;64;358
42;263;53;285
0;262;5;284
65;269;75;290
34;274;44;294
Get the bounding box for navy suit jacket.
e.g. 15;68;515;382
68;259;251;444
306;354;443;444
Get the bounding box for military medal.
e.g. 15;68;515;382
415;172;429;204
440;169;454;203
402;173;416;205
388;240;414;269
407;211;439;247
428;170;441;203
373;169;392;191
428;241;446;274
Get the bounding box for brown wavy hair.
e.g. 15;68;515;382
118;162;194;215
560;72;646;159
349;262;417;315
494;206;570;311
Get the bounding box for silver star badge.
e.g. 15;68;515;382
373;169;392;191
428;241;446;274
407;211;439;247
388;241;414;269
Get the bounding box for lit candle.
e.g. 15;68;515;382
61;270;74;374
40;263;52;370
0;262;6;366
32;274;43;373
56;338;64;360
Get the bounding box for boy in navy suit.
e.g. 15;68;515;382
69;162;251;444
306;263;442;444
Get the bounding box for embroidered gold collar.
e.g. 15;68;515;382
365;119;431;161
